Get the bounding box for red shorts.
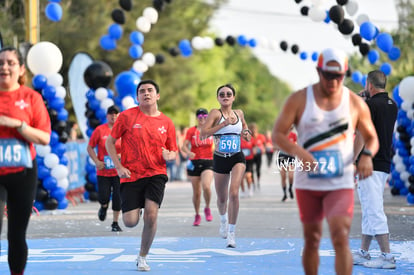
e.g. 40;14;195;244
296;189;354;224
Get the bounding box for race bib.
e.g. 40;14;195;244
218;135;240;154
186;160;194;171
0;139;32;168
242;148;251;157
308;150;343;179
104;155;115;169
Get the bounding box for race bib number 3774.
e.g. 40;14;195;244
0;139;32;168
307;150;343;179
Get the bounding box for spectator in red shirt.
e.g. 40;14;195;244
105;80;177;272
87;105;122;232
181;108;214;226
240;136;255;197
0;46;51;275
250;123;266;189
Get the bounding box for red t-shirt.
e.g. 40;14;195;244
254;133;266;155
184;126;213;160
0;86;51;176
88;123;121;177
241;138;255;160
110;107;177;183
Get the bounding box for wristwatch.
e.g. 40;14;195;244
17;121;28;132
361;148;373;157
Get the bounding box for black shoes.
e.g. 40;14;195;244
289;189;294;199
111;222;122;232
281;195;287;202
98;206;108;221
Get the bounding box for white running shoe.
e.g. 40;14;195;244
363;254;396;269
352;249;371;265
137;256;151;271
227;231;236;248
219;222;228;239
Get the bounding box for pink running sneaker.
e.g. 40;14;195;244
204;207;213;222
193;214;201;226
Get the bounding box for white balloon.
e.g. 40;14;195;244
36;144;51;157
203;37;214;49
57;178;69;190
122;96;135;109
407;109;414;120
410;146;414;156
47;73;63;87
257;37;269;49
410;137;414;147
100;98;115;111
55;86;66;99
356;14;370;26
345;0;358;16
133;60;148;73
95;87;108;101
191;36;205;50
401;101;411;112
51;164;69;180
399;76;414;102
311;0;328;5
308;6;326;22
26;41;63;75
400;171;410;182
395;163;406;173
136;16;151;33
142;52;156;67
143;7;158;24
44;153;60;169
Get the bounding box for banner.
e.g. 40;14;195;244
65;141;87;190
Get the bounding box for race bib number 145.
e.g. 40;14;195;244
0;139;32;168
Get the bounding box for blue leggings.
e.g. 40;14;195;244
0;160;37;274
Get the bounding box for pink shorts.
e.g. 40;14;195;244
296;189;354;224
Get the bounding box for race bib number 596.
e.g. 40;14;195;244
218;135;240;154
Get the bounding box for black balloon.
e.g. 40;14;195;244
346;69;351;78
36;187;49;202
48;108;58;124
397;125;406;133
338;19;354;35
59;131;69;143
168;47;180;57
280;41;288;51
52;120;67;135
359;43;370;56
390;186;400;196
291;44;299;54
85;109;96;119
44;198;59;210
119;0;132;11
329;5;344;24
225;35;236;46
164;0;172;3
155;54;165;64
336;0;348;5
409;175;414;183
300;6;309;16
89;191;99;202
88;118;101;129
294;0;302;3
409;184;414;194
351;33;362;46
84;61;113;89
214;38;224;46
111;8;125;24
84;182;96;192
153;0;164;12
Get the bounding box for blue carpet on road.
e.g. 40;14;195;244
1;237;413;274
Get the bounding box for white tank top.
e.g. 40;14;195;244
214;111;242;154
294;85;354;190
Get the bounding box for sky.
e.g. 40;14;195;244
209;0;399;90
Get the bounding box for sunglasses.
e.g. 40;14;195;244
197;114;208;119
319;69;344;81
218;91;233;98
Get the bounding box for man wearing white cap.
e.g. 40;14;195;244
272;48;379;275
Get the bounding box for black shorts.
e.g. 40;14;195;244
187;159;214;177
120;174;167;212
213;151;246;174
245;159;254;173
277;153;296;166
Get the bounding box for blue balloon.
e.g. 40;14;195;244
95;108;106;120
324;11;330;23
88;172;97;184
108;23;123;40
84;191;90;200
57;108;69;121
237;35;248;46
38;165;50;180
361;75;367;87
299;52;307;60
86;127;93;137
407;193;414;205
52;143;66;158
36;156;44;166
180;48;193;57
50;131;59;146
367;49;380;64
178;39;192;53
32;74;47;90
351;71;363;83
392;85;402;107
51;187;66;201
107;89;114;99
86;89;95;100
248;38;257;48
86;162;96;174
59;155;68;166
88;97;100;111
114;71;139;97
45;2;62;22
42;85;56;100
43;176;58;191
99;35;117;51
360;21;377;41
376;33;393;53
128;45;143;59
58;198;69;209
33;201;45;212
311;52;318;61
400;187;409;196
388;46;401;61
380;62;392;76
49;97;65;111
394;179;404;189
130;31;144;45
